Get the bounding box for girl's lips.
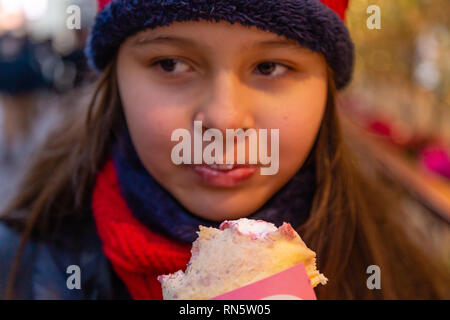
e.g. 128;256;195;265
190;164;258;187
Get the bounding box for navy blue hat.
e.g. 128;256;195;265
86;0;354;89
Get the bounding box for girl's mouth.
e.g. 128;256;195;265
190;163;258;187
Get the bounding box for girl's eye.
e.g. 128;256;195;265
151;59;290;77
255;62;289;77
153;58;191;74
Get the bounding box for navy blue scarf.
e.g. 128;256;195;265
112;128;317;243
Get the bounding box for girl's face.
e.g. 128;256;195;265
116;21;328;221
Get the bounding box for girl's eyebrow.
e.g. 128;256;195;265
252;39;311;54
132;34;310;54
132;35;200;49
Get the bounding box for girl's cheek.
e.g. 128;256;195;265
275;105;325;168
119;88;181;163
133;111;185;159
120;85;188;145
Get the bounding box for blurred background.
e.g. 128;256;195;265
0;0;96;208
342;0;450;267
0;1;448;262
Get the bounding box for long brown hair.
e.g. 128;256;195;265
1;60;449;299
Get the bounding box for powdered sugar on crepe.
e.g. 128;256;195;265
219;218;278;239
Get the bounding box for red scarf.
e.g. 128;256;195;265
91;159;192;300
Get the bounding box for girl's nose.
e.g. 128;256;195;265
194;70;254;132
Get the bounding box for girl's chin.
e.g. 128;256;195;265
163;164;273;220
178;192;267;222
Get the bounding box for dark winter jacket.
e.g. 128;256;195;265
0;215;132;300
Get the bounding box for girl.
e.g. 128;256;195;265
1;0;449;300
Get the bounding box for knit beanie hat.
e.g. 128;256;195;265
86;0;354;89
